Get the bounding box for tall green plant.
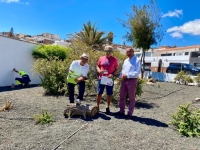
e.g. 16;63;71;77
120;0;164;78
32;45;70;60
68;21;107;50
107;32;114;44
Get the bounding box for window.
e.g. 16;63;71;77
161;53;172;56
173;53;176;56
135;54;141;57
185;52;189;55
194;63;200;69
183;64;198;70
145;52;151;57
169;63;181;67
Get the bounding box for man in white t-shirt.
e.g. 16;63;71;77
67;53;89;103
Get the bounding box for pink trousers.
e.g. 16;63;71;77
119;78;137;115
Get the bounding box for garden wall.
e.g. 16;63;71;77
144;71;197;84
0;36;41;87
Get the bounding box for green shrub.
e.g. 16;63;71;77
174;71;193;85
174;71;187;83
33;110;53;125
184;75;193;83
170;103;200;138
136;78;146;97
33;57;69;95
32;45;71;60
194;73;200;85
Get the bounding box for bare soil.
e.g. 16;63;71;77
0;82;200;150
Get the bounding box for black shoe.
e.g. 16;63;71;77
106;108;111;115
115;111;125;116
126;114;132;119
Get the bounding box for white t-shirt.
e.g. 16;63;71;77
69;60;89;77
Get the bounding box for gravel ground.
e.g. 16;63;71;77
0;82;200;150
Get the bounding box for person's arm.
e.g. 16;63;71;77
13;68;19;73
68;61;75;73
96;58;104;74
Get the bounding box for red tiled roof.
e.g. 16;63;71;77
157;45;200;52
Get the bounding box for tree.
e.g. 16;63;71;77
120;0;164;78
9;27;14;37
68;21;107;50
107;32;114;44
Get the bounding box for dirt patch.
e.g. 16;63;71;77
0;83;200;150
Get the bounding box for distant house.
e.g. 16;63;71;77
42;33;60;40
53;40;71;47
0;31;10;37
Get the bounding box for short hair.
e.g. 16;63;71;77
126;48;134;51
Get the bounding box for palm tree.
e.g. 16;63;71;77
68;21;107;50
107;32;114;44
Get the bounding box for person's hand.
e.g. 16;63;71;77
99;70;105;74
122;74;127;80
108;74;113;78
77;77;84;82
75;77;84;83
13;68;16;72
74;78;78;83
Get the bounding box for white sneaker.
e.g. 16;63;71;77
75;99;81;105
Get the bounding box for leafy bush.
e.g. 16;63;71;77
170;103;200;138
136;78;146;97
194;73;200;86
33;57;69;95
32;45;71;60
33;110;53;125
184;75;193;83
174;71;193;85
174;71;187;83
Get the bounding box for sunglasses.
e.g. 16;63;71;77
105;50;112;53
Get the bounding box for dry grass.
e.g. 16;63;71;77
0;100;13;112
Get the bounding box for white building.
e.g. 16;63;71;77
134;45;200;72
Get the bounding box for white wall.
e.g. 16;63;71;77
0;36;41;87
145;56;189;67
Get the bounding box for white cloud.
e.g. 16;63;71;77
0;0;29;4
162;9;183;18
0;0;20;3
170;32;183;38
167;19;200;38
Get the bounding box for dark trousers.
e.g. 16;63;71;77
68;81;85;103
15;76;30;87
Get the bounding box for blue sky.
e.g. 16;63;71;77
0;0;200;47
